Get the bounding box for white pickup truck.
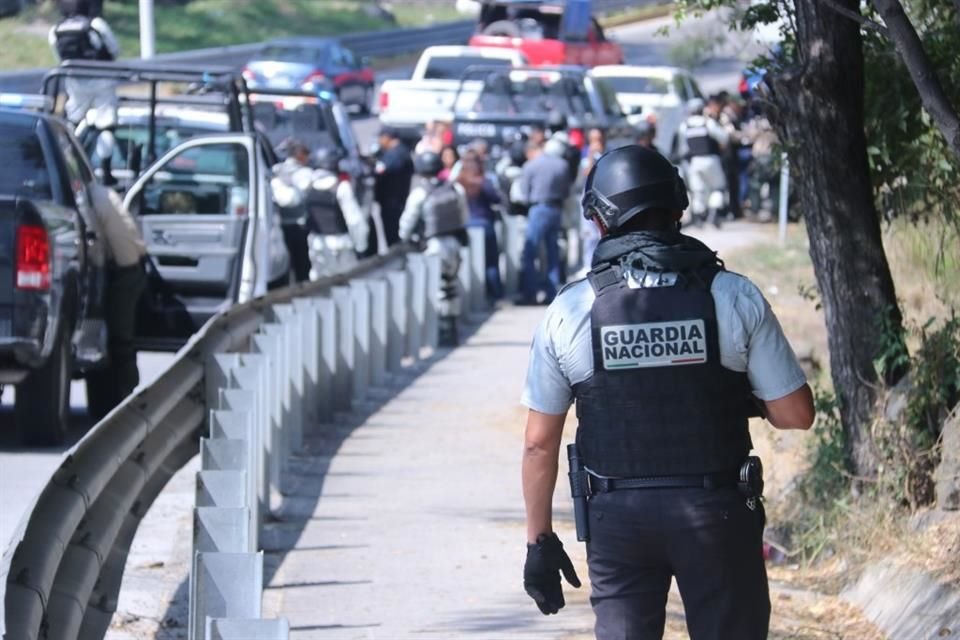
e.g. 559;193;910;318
377;45;527;139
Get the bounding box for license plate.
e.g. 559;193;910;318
457;122;497;138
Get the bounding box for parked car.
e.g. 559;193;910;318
377;45;527;141
43;61;292;350
451;65;633;154
590;65;706;154
242;38;376;113
467;0;623;67
0;107;110;445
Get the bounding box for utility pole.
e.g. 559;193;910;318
139;0;155;59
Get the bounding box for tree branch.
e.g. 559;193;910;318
819;0;890;36
870;0;960;161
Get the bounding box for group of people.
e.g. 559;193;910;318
671;91;782;227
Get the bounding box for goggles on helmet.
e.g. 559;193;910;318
581;188;621;226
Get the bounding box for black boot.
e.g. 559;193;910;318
438;316;459;347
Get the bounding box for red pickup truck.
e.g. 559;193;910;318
467;0;624;67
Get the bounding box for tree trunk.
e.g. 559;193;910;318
765;0;906;477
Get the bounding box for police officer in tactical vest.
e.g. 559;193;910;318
675;98;729;228
305;147;370;277
49;0;121;184
398;151;469;347
520;145;815;639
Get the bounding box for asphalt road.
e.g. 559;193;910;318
0;11;771;556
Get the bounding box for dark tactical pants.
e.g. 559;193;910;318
87;261;147;421
282;223;311;283
586;487;770;640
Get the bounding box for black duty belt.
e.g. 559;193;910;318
588;469;739;494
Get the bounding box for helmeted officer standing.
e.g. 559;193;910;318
520;145;815;638
49;0;121;184
676;98;729;228
304;147;370;277
398;151;469;346
271;140;314;282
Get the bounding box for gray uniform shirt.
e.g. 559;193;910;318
521;270;807;415
518;153;570;206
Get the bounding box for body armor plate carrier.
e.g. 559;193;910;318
54;16;113;61
306;185;349;235
572;262;753;478
422;182;463;239
683;115;721;157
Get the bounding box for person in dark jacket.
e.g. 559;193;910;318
372;125;414;254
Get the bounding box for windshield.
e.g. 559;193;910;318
250;101;333;154
256;45;327;65
462;71;593;118
0;123;52;200
602;76;670;95
84;121;219;169
423;56;513;80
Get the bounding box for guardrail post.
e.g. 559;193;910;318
207;354;241;416
196;470;247;509
386;270;408;374
407;254;426;361
270;305;306;446
190;552;263;640
424;253;440;351
206;618;289;640
315;298;338;422
209;409;258;548
331;287;354;411
366;278;388;387
194;508;250;555
225;361;269;520
468;225;487;314
349;281;371;403
250;332;286;499
291;298;321;430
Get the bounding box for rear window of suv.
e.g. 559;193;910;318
603;76;670;95
0;123;52;200
423;56;513;80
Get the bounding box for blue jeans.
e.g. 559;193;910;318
467;219;504;301
521;203;562;303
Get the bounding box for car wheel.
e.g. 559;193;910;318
16;323;72;447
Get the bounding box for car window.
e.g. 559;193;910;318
686;76;705;100
592;78;624;117
423;56;512;80
139;143;250;216
0;123;53;200
602;76;669;95
259;44;329;66
467;72;594;118
86;122;219;171
673;76;690;101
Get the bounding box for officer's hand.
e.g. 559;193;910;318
523;532;581;615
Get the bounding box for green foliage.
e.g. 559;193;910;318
797;388;851;510
665;30;725;70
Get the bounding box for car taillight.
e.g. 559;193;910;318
338;171;351;183
302;71;326;88
16;224;51;291
379;91;389;111
569;128;585;149
241;66;256;82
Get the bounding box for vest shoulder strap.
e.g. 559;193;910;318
587;263;622;296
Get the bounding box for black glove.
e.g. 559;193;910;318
524;532;581;615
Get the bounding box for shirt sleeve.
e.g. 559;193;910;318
729;276;807;401
92;18;121;58
337;181;369;253
520;308;575;415
397;187;426;242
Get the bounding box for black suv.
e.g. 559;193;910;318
0;108;109;445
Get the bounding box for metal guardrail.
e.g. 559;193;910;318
1;227;489;639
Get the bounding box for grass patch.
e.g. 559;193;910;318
391;4;465;27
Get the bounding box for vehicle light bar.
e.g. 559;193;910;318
0;94;54;111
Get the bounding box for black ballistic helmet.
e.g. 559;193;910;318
414;151;443;177
313;146;341;172
581;144;689;231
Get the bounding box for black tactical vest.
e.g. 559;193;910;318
306;185;348;235
572;261;753;478
54;17;113;61
422;181;464;239
683;115;721;157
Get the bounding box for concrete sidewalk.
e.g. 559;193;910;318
261;306;595;639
